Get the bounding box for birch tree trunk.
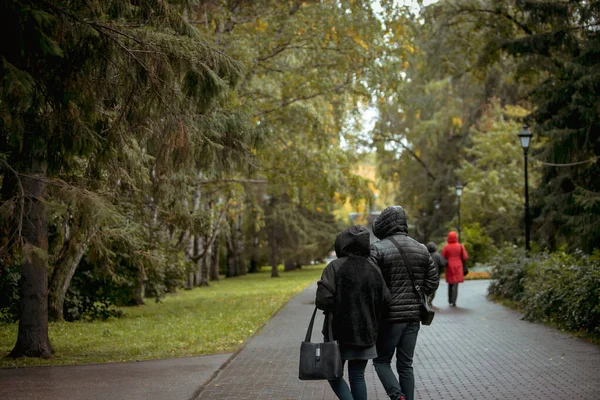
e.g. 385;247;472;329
266;197;280;278
209;234;220;281
48;233;92;321
200;242;210;286
184;173;203;289
134;263;146;305
225;226;236;277
186;231;195;289
268;222;279;278
234;212;246;276
194;235;209;286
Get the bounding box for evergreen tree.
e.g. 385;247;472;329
0;0;251;357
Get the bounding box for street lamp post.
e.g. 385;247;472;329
455;184;463;242
518;126;533;251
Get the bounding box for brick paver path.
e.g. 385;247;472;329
196;279;600;400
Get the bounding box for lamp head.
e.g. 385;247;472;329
455;184;463;197
518;126;533;150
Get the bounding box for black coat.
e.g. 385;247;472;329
315;226;390;348
368;206;439;323
427;242;447;274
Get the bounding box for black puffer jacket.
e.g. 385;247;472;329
368;206;439;323
316;226;390;347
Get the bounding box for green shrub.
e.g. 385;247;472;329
64;268;125;321
462;223;497;264
522;250;600;335
487;246;532;302
488;246;600;338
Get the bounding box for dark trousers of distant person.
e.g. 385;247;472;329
448;283;459;306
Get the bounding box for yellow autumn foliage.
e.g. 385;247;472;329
255;18;268;32
452;117;463;128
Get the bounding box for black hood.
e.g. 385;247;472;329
426;242;437;253
334;225;371;258
372;206;408;240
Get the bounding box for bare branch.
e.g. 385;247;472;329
253;78;351;117
198;179;268;185
374;135;437;181
255;40;292;62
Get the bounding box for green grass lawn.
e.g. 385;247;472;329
0;264;325;368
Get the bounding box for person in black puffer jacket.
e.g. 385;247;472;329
316;225;390;400
368;206;439;400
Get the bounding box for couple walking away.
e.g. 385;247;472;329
316;206;440;400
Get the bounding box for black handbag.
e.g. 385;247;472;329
388;237;435;326
298;307;343;380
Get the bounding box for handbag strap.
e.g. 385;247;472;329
304;307;334;342
388;236;421;297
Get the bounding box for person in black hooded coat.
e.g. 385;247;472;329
316;225;390;400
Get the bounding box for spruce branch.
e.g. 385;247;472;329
0;160;25;247
449;5;533;35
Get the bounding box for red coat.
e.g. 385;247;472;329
441;231;468;284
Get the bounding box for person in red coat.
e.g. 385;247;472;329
441;231;468;307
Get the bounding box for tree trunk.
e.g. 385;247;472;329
194;235;208;286
248;258;258;273
234;213;246;276
201;251;210;286
182;174;202;290
48;234;91;321
209;234;220;281
9;142;53;358
187;272;194;290
194;235;202;285
268;222;279;278
225;228;236;277
248;235;259;273
134;263;146;305
185;231;194;290
201;235;211;284
284;259;297;271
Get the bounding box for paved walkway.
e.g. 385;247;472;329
0;353;230;400
1;280;599;399
196;280;600;400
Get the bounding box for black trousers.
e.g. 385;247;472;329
448;283;459;305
